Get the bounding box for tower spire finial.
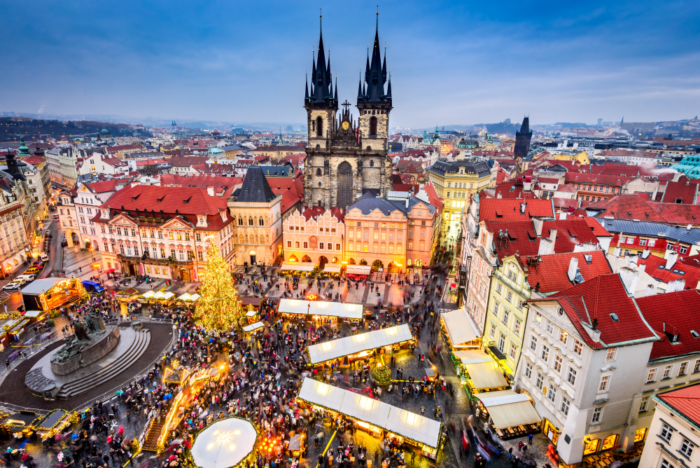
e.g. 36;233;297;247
376;5;379;30
320;8;322;31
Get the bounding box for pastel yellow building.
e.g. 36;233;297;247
552;151;590;165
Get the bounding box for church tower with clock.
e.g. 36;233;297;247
303;14;393;210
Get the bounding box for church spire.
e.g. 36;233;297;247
307;11;334;105
386;73;392;99
334;77;338;101
359;11;390;104
304;73;309;103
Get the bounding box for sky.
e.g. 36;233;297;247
1;0;699;129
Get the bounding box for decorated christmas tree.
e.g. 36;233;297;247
194;243;244;332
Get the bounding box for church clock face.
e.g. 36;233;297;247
342;121;350;131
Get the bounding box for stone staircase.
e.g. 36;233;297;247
55;328;151;398
142;418;164;452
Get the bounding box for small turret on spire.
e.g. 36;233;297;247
386;73;392;99
334;77;338;101
304;73;309;102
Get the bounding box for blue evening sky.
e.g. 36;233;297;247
0;0;698;129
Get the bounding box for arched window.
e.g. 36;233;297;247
238;217;243;226
318;182;322;187
316;168;322;176
370;160;374;167
248;217;254;226
239;234;244;243
259;216;264;226
369;117;377;136
316;117;323;137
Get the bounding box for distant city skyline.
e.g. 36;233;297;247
1;1;698;128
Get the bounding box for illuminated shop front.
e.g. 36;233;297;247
452;350;509;396
278;299;363;325
296;378;443;460
474;390;541;441
21;278;89;313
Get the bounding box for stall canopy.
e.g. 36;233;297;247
477;390;541;430
323;265;342;273
242;322;264;333
453;350;494;364
278;299;363;321
177;293;193;301
297;378;441;448
281;262;315;272
141;291;156;299
346;265;371;275
441;309;480;345
190;418;258;468
465;362;508;391
307;324;413;364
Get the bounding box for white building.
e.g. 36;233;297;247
0;164;32;278
515;273;660;465
45;144;87;187
639;383;700;468
78;153;129;177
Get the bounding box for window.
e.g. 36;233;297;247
599;375;610;392
591;407;602;424
647;368;657;383
545;320;554;334
287;241;292;248
496;283;502;294
303;242;308;249
605;348;617;361
530;336;538;351
554;355;563;373
560;397;570;416
517;300;524;311
198;251;204;261
502;309;509;325
548;386;557;403
639;396;649;412
541;345;550;362
680;439;694;458
567;367;577;386
639;238;647;246
319;242;324;250
513;318;522;336
506;291;513;303
660;459;672;468
663;365;673;379
678;362;688;376
560;330;568;344
574;339;583;356
660;423;673;442
498;333;506;352
695;359;700;373
525;363;532;379
509;343;517;359
536;373;544;390
535;312;542;323
492;300;499;315
489;325;496;339
336;243;341;250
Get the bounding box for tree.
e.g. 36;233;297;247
194;244;244;332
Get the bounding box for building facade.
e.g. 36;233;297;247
45;144;86;187
0;157;33;278
302;20;393;210
91;185;236;280
283;207;345;267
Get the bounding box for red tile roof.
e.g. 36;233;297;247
565;172;630;187
537;177;559;184
485;218;602;259
169;156;209;167
492;181;538;200
588;193;700;226
660;177;698;204
478;199;554;223
85;180;126;193
105;144;142;153
583;217;612;237
160;175;242;198
656;383;700;427
280;191;301;215
423;181;443;212
545;274;659;349
520;251;612;294
637;254;700;287
552;198;579;210
266;177;304;201
636;290;700;361
21;155;46;166
301;206;326;221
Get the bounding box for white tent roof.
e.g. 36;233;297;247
385;407;442;448
242;322;264;332
478;390;541;429
278;299;363;320
323;265;342;273
296;378;441;448
245;310;257;317
297;378;345;412
281;262;315;272
453;350;493;364
307;324;413;364
190;418;258;468
441;309;480;345
465;362;508;390
141;291;156;299
346;265;371;275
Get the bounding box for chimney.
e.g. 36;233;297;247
497;192;502;199
641;249;651;259
619;267;639;295
665;250;678;270
207;186;215;196
533;218;544;237
520;203;526;214
645;284;655;297
549;228;557;244
567;257;579;282
406;198;409;209
523;179;532;192
667;278;686;293
560;213;568;220
538;238;555;256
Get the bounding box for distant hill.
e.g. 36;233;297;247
0;117;131;142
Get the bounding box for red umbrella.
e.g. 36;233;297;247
118;426;124;435
169;455;176;461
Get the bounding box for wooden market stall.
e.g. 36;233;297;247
306;324;415;367
453;350;509;395
278;299;363;326
21;278;89;313
296;378;443;459
476;390;541;440
34;409;73;441
440;308;480;350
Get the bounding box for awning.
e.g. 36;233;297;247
453;350;493;364
278;299;363;320
323;265;342;273
177;293;193;301
346;265;371;275
23;311;43;318
478;390;541;429
190;418;257;468
141;291;156;299
441;309;480;345
278;299;310;316
465;362;508;390
245;310;257;317
281;262;315;272
296;378;441;448
307;324;413;364
242;322;264;333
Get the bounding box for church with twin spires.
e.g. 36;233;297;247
303;14;393;210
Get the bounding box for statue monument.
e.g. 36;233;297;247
50;314;120;375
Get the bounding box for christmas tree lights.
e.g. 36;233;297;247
194;243;244;332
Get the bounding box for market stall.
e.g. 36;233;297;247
242;322;264;334
278;299;363;324
280;263;315;275
296;378;443;459
440;308;480;350
190;417;258;468
453;350;508;394
322;264;343;277
21;278;89;313
346;265;371;278
34;409;72;440
0;411;38;438
306;324;414;366
476;390;541;440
